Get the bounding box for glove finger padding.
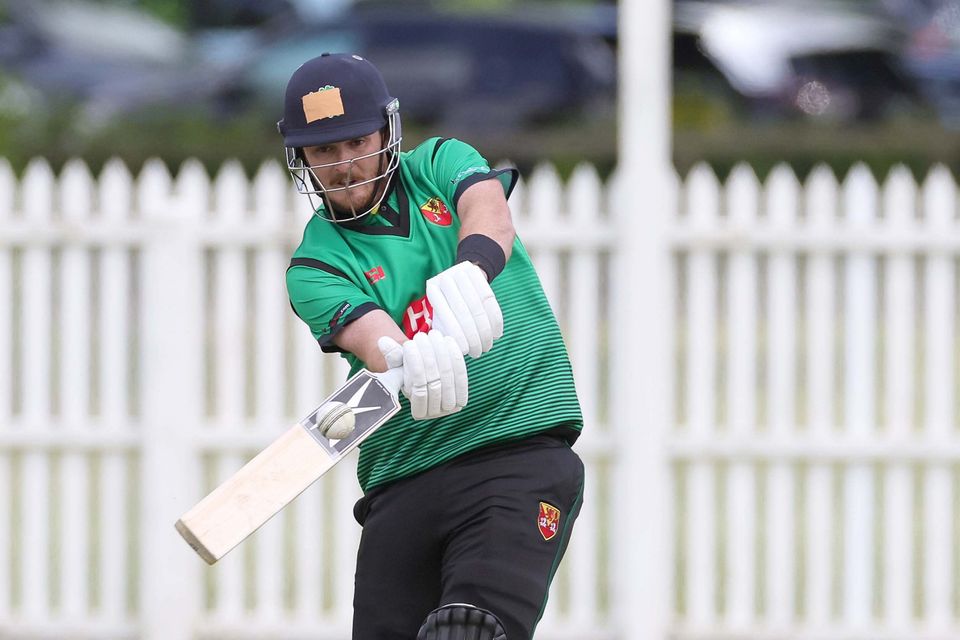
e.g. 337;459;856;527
446;335;468;410
428;275;482;358
429;331;458;413
426;279;469;356
448;264;494;355
402;335;430;420
465;262;504;340
415;332;443;418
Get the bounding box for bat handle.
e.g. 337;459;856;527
374;366;404;397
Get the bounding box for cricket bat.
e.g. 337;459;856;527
175;367;403;564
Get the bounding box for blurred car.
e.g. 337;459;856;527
0;0;243;126
674;0;922;122
0;1;616;141
201;8;617;132
892;0;960;127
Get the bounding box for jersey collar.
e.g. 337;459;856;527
337;171;410;238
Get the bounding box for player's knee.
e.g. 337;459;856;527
416;603;507;640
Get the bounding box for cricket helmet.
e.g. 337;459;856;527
277;52;402;222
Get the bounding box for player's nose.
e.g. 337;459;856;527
331;166;356;187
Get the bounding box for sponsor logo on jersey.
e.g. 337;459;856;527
538;502;561;541
364;265;386;284
329;301;352;327
402;295;434;338
419;197;452;226
451;166;490;183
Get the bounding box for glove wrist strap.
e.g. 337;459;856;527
456;234;505;282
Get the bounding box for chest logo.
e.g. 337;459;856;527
402;295;434;338
538;502;561;541
419;197;452;226
365;266;386;284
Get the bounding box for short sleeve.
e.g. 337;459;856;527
429;138;519;207
286;261;381;353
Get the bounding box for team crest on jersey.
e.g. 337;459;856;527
402;295;434;338
419;197;452;226
538;502;561;541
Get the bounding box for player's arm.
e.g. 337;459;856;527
456;178;515;268
332;308;407;372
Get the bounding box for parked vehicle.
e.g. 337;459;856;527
0;0;234;125
674;0;922;122
893;0;960;127
0;1;617;136
201;7;617;132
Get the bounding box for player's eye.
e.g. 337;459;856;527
351;137;367;147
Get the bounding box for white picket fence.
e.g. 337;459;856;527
0;157;959;640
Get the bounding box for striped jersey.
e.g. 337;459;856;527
286;137;582;491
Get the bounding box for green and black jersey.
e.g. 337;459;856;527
286;137;582;491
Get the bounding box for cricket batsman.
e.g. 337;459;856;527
280;53;584;639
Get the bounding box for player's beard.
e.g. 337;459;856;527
326;148;390;220
327;181;374;218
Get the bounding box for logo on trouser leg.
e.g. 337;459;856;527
538;502;561;541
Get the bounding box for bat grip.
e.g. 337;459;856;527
374;366;404;397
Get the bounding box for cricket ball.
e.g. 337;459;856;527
316;401;356;439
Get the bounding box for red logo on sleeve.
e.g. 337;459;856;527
419;197;452;226
402;295;433;338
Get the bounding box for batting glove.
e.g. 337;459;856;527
378;331;468;420
426;261;504;359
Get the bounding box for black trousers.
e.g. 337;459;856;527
351;432;585;640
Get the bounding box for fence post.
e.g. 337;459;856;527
614;0;673;637
138;159;203;640
0;159;10;621
21;160;55;621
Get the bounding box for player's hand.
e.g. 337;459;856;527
426;261;503;359
377;331;468;420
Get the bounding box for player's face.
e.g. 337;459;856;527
302;133;385;213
